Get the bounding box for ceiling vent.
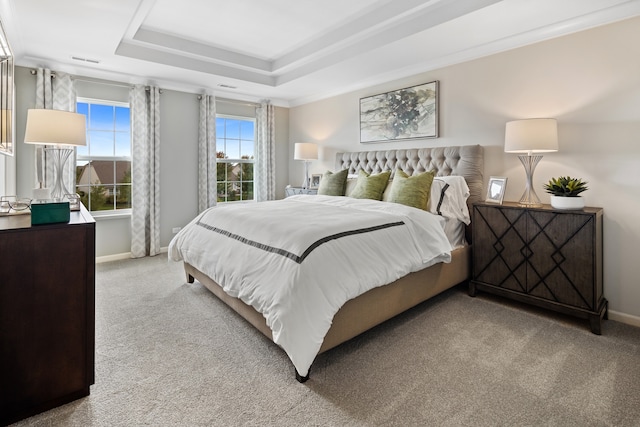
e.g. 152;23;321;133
71;56;100;64
217;83;237;89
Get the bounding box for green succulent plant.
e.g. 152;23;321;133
544;176;588;197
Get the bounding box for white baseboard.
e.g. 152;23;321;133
96;247;168;264
96;252;131;263
608;310;640;328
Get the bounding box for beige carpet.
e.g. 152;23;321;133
11;255;640;426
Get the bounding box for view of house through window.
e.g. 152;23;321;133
75;98;132;212
216;116;255;202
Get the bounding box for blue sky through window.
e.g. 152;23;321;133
216;117;255;159
76;101;131;157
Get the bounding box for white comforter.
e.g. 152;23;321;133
168;195;452;376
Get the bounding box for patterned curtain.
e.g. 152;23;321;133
130;85;161;258
255;101;276;201
198;94;216;213
34;68;77;193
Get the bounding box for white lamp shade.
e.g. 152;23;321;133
294;142;318;160
504;118;558;153
24;109;86;146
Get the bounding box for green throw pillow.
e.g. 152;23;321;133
388;169;435;210
317;169;349;196
349;170;391;200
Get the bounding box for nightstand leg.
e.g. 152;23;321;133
468;281;477;297
589;315;602;335
589;300;608;335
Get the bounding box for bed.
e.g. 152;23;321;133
169;145;484;382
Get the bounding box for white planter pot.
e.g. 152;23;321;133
550;195;584;210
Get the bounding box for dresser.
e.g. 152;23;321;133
284;186;318;197
0;205;95;426
470;202;606;334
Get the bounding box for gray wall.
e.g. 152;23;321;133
289;16;640;322
12;67;290;258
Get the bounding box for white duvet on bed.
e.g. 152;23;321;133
168;195;452;377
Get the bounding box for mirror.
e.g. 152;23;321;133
0;18;14;157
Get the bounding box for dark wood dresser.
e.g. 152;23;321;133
0;205;95;426
470;202;606;334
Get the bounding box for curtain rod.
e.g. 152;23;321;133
198;95;260;107
29;69;162;92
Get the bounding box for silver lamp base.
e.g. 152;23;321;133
45;146;74;200
301;160;311;189
517;154;543;207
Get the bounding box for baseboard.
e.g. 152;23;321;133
96;247;168;264
96;252;131;263
608;310;640;328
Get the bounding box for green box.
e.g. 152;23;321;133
31;201;70;225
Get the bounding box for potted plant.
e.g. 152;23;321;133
544;176;588;209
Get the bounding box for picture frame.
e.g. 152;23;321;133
359;80;438;143
485;176;507;204
309;174;322;189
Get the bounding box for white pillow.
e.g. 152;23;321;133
428;176;470;225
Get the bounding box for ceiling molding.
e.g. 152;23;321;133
117;0;502;87
7;0;640;106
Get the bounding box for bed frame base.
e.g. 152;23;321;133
183;245;470;381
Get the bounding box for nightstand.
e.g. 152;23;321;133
470;202;607;334
0;204;95;425
285;187;318;197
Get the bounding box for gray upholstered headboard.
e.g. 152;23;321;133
335;145;484;206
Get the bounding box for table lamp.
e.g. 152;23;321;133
294;142;318;189
24;109;86;200
504;118;558;207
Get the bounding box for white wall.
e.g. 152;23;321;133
290;16;640;321
13;67;290;258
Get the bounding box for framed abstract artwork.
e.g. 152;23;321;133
360;81;438;143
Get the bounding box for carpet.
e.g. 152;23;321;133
11;255;640;426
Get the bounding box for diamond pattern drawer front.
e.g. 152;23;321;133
470;202;606;334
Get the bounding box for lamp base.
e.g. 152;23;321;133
302;160;311;189
45;147;74;200
517;154;543;208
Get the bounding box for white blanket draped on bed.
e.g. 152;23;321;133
168;195;453;376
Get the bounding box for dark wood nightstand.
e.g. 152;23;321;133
285;187;318;197
0;204;95;425
470;202;607;334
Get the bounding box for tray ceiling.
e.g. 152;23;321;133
2;0;640;106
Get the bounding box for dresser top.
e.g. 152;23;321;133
0;204;95;232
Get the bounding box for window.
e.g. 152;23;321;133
75;98;132;213
216;116;255;202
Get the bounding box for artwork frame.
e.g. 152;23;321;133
360;81;438;143
485;176;507;204
309;174;322;189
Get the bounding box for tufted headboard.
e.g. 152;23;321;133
335;145;484;207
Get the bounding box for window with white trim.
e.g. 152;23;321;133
75;98;132;212
216;115;255;202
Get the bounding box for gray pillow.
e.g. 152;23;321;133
317;169;348;196
349;170;391;200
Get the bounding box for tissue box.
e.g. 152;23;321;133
31;201;70;225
